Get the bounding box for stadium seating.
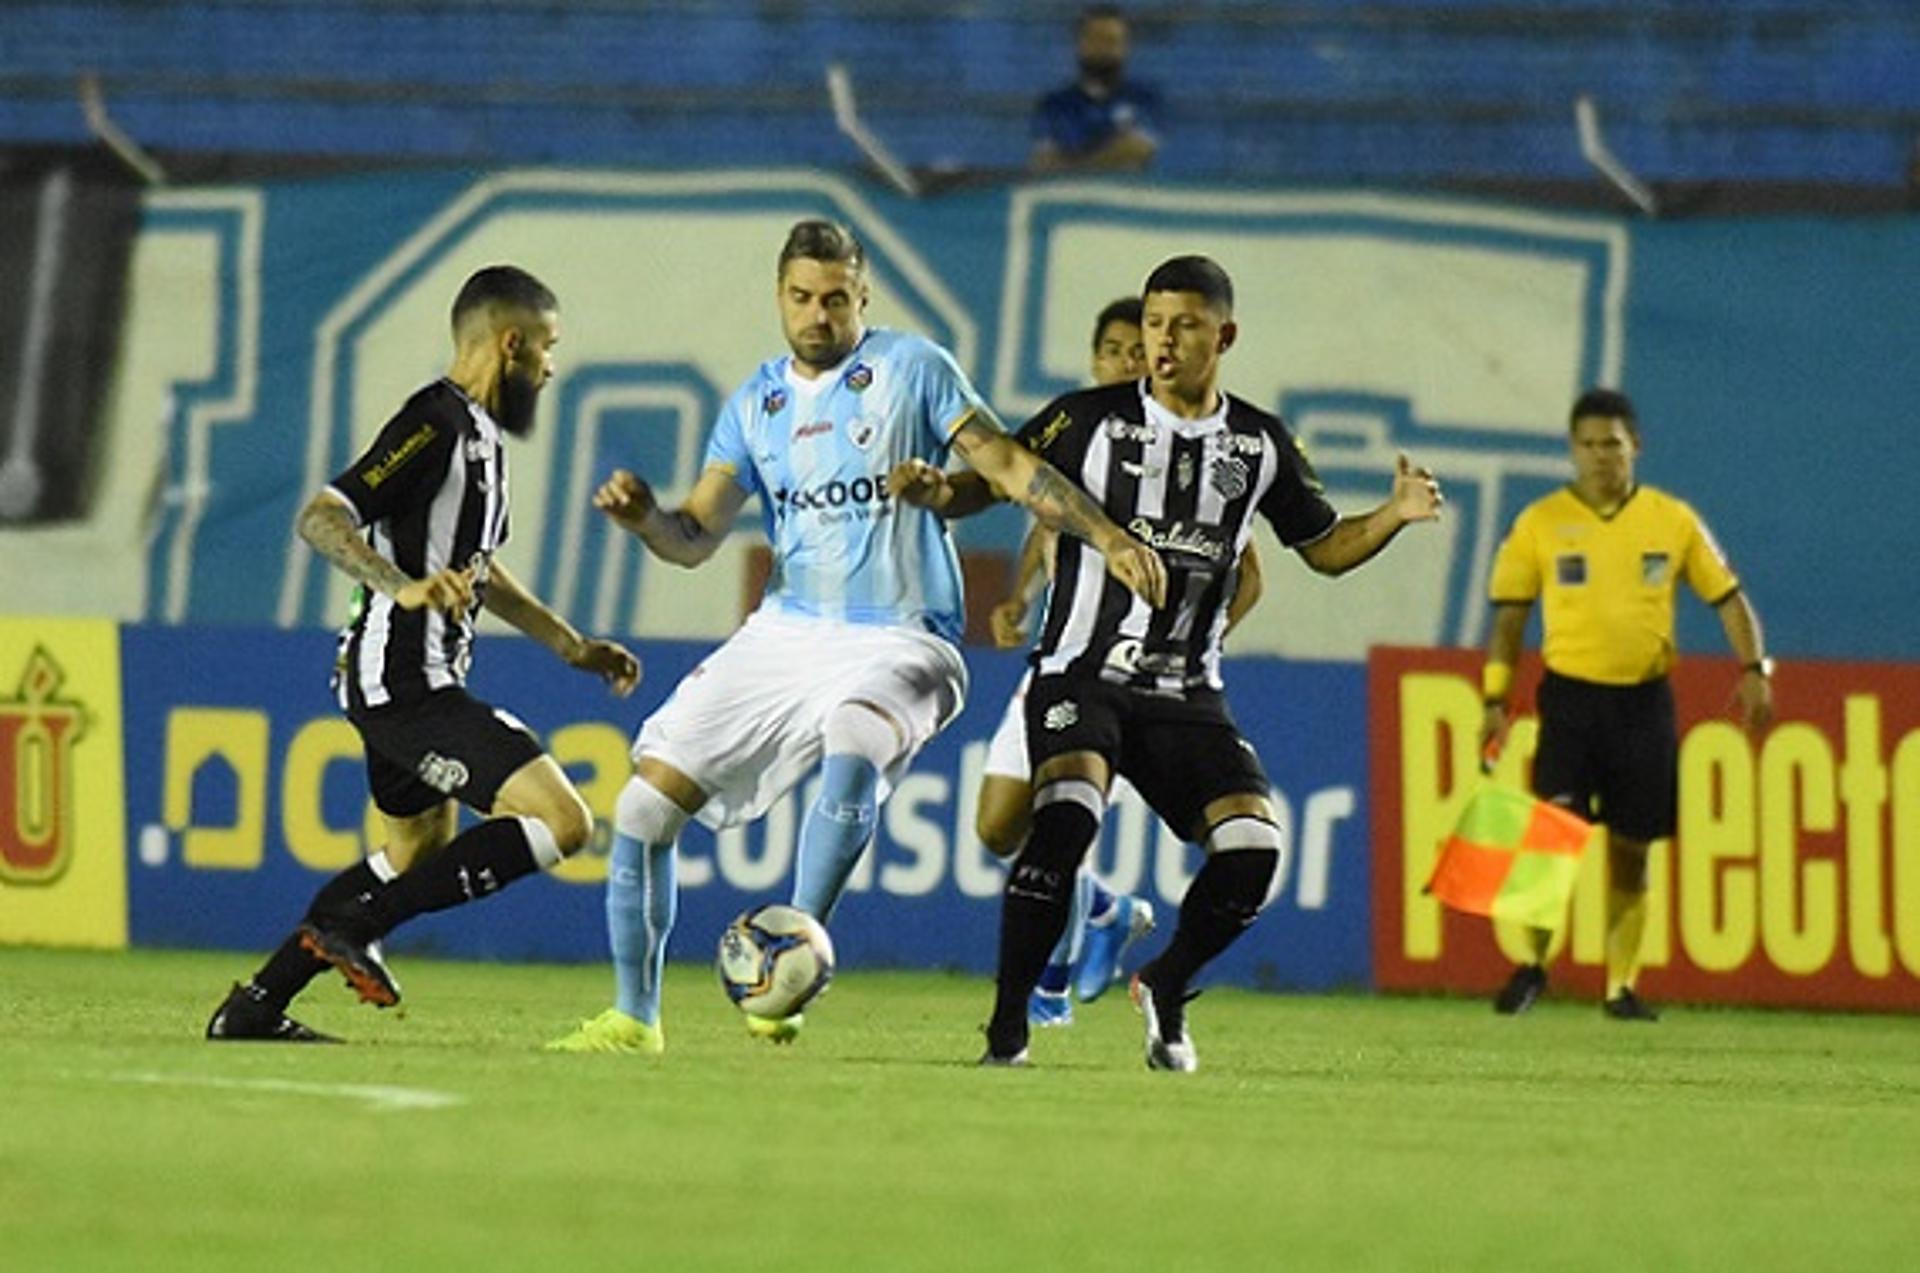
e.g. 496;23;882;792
0;0;1915;183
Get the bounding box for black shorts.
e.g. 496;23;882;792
1024;671;1270;841
349;688;544;819
1532;670;1677;842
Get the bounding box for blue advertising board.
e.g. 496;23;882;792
122;625;1373;991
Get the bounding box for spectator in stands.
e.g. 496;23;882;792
1029;5;1161;174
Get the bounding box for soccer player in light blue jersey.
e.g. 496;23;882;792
548;220;1165;1054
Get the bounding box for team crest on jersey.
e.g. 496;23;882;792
0;648;86;885
763;388;789;416
1043;700;1079;732
1641;551;1671;585
1208;455;1250;499
416;752;471;794
1176;453;1195;491
847;416;880;450
844;363;874;392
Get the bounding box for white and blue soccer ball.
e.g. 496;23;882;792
717;904;835;1019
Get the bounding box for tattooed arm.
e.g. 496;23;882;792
947;412;1168;607
296;489;473;618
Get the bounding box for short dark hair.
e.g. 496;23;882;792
451;265;556;329
1091;297;1143;349
1143;255;1233;315
778;219;865;277
1570;388;1639;438
1079;4;1126;31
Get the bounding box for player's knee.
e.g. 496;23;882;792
977;803;1029;857
823;700;905;771
616;776;691;847
541;788;594;857
1204;816;1287;916
1609;839;1652;893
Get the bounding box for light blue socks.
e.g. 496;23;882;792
608;831;676;1026
791;752;880;921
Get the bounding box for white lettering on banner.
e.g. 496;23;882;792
882;774;948;896
659;749;1355;909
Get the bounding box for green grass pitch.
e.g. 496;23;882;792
3;947;1917;1270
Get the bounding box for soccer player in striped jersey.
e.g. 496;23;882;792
895;255;1443;1070
208;266;640;1042
1480;389;1773;1020
978;297;1266;1028
545;220;1164;1055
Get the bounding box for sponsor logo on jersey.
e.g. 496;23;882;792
1103;416;1156;443
1556;554;1588;586
1031;409;1073;451
1127;518;1229;562
416;751;471;794
362;422;437;489
1176;452;1195;491
772;474;893;515
793;420;834;441
0;648;86;885
1043;700;1079;731
463;436;492;463
1642;551;1671;585
844;363;874;392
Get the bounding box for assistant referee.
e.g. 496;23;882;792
1480;388;1774;1021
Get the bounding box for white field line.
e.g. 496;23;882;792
90;1070;466;1113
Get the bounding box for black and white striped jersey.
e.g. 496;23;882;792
326;379;510;712
1016;380;1337;695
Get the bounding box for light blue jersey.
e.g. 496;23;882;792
704;328;983;645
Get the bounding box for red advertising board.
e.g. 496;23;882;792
1370;647;1920;1010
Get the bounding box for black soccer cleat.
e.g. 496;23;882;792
979;1021;1031;1069
1493;963;1547;1015
205;983;342;1043
978;1047;1031;1068
1130;970;1198;1073
1603;988;1661;1022
297;922;402;1008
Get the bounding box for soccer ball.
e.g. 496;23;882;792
716;904;836;1019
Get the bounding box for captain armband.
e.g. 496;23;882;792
1481;661;1513;707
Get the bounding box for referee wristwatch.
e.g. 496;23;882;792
1743;656;1776;679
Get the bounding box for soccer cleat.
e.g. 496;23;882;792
544;1007;665;1055
1130;972;1198;1073
297;922;401;1008
744;1012;804;1044
1493;963;1547;1015
205;983;341;1044
1074;895;1156;1003
978;1046;1031;1068
1603;988;1661;1022
1028;988;1074;1028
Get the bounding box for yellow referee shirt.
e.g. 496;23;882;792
1488;484;1739;685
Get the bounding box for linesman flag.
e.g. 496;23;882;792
1425;785;1594;932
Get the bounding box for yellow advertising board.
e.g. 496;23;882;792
0;617;127;948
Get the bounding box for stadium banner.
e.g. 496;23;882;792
0;616;128;948
122;625;1372;991
1370;646;1920;1010
2;168;1913;673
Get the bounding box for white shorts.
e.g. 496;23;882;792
635;608;968;830
983;669;1033;781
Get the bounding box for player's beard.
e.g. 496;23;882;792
496;365;541;438
791;324;853;374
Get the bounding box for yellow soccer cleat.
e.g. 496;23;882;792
544;1008;664;1056
744;1012;803;1044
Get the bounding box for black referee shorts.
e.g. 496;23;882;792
1024;671;1271;841
348;688;545;819
1531;670;1678;843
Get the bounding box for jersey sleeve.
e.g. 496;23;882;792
1015;394;1091;476
1680;501;1740;603
1488;508;1541;603
1258;428;1340;548
701;391;755;492
908;339;986;452
326;407;455;527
